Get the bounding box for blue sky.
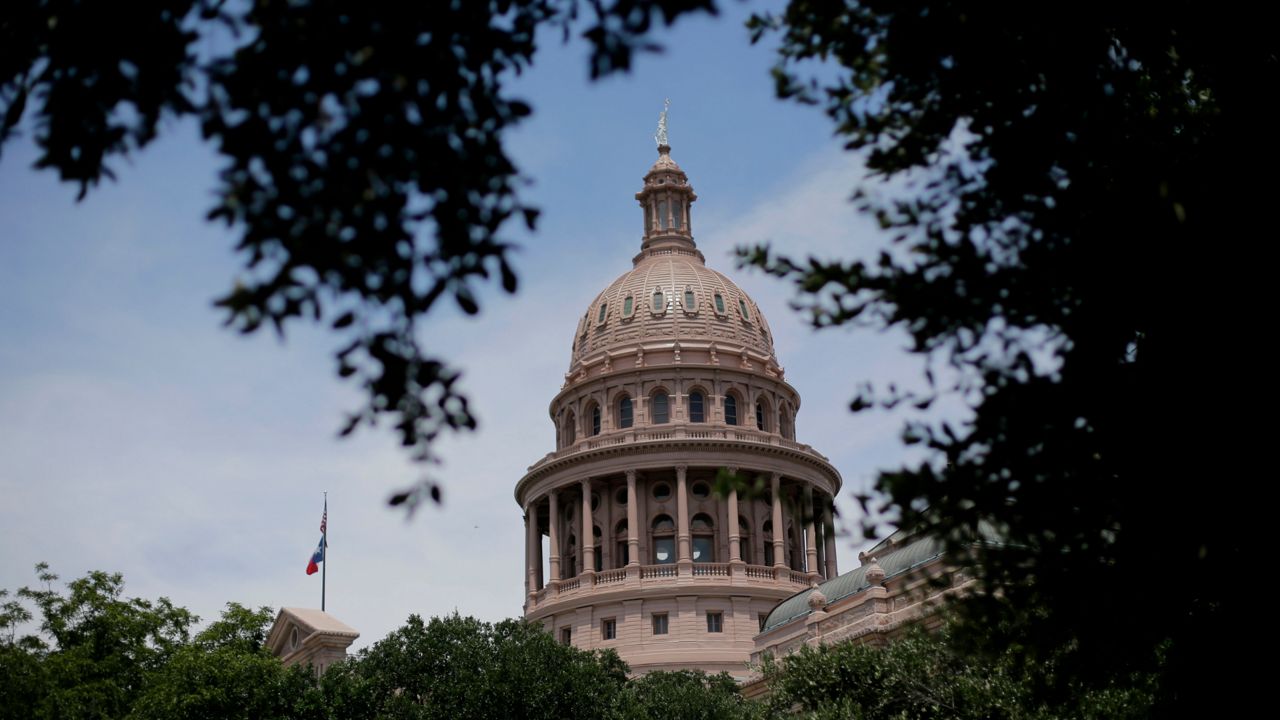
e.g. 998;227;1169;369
0;2;959;649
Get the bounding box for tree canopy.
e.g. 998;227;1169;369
0;0;715;509
761;625;1156;720
4;1;1267;713
740;1;1272;714
2;566;768;720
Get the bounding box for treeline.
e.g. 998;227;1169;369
1;566;1153;720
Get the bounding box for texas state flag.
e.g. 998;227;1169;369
305;536;326;575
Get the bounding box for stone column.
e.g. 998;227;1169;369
549;490;561;582
816;516;827;579
602;479;613;570
823;496;838;578
804;485;819;576
771;474;785;570
790;488;804;569
525;501;537;598
626;470;639;566
581;478;595;576
727;473;741;563
676;465;691;572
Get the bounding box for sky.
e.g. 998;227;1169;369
0;2;960;650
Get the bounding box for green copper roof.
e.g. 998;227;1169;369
760;533;946;633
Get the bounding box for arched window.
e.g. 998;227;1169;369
739;516;752;564
689;391;705;423
658;200;668;229
739;298;750;320
651;392;669;424
684;286;695;311
652;515;676;564
725;394;739;426
593;525;603;572
598;303;608;323
756;402;766;431
590;403;601;436
762;520;775;566
623;295;634;317
618;396;633;429
564;411;576;445
714;293;726;314
691;513;715;562
674;200;684;229
652;288;664;312
566;534;578;576
614;520;629;568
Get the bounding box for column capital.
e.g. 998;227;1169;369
675;464;688;475
625;468;637;481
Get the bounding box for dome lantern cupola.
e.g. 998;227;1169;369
635;101;700;261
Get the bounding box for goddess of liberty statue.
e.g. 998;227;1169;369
655;98;671;147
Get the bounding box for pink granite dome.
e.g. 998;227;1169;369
568;144;777;371
569;254;776;370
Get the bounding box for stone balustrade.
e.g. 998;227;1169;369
528;563;811;613
692;562;730;577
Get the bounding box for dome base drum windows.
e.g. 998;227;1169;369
652;613;669;635
692;513;714;562
652;514;675;564
724;394;738;426
689;391;705;422
618;396;633;429
706;612;723;633
614;520;629;568
651;392;669;424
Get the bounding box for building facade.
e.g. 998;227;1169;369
515;138;842;678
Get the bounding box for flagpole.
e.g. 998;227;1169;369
321;491;327;612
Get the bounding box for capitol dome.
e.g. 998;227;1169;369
565;142;782;385
571;254;778;371
516;123;841;679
